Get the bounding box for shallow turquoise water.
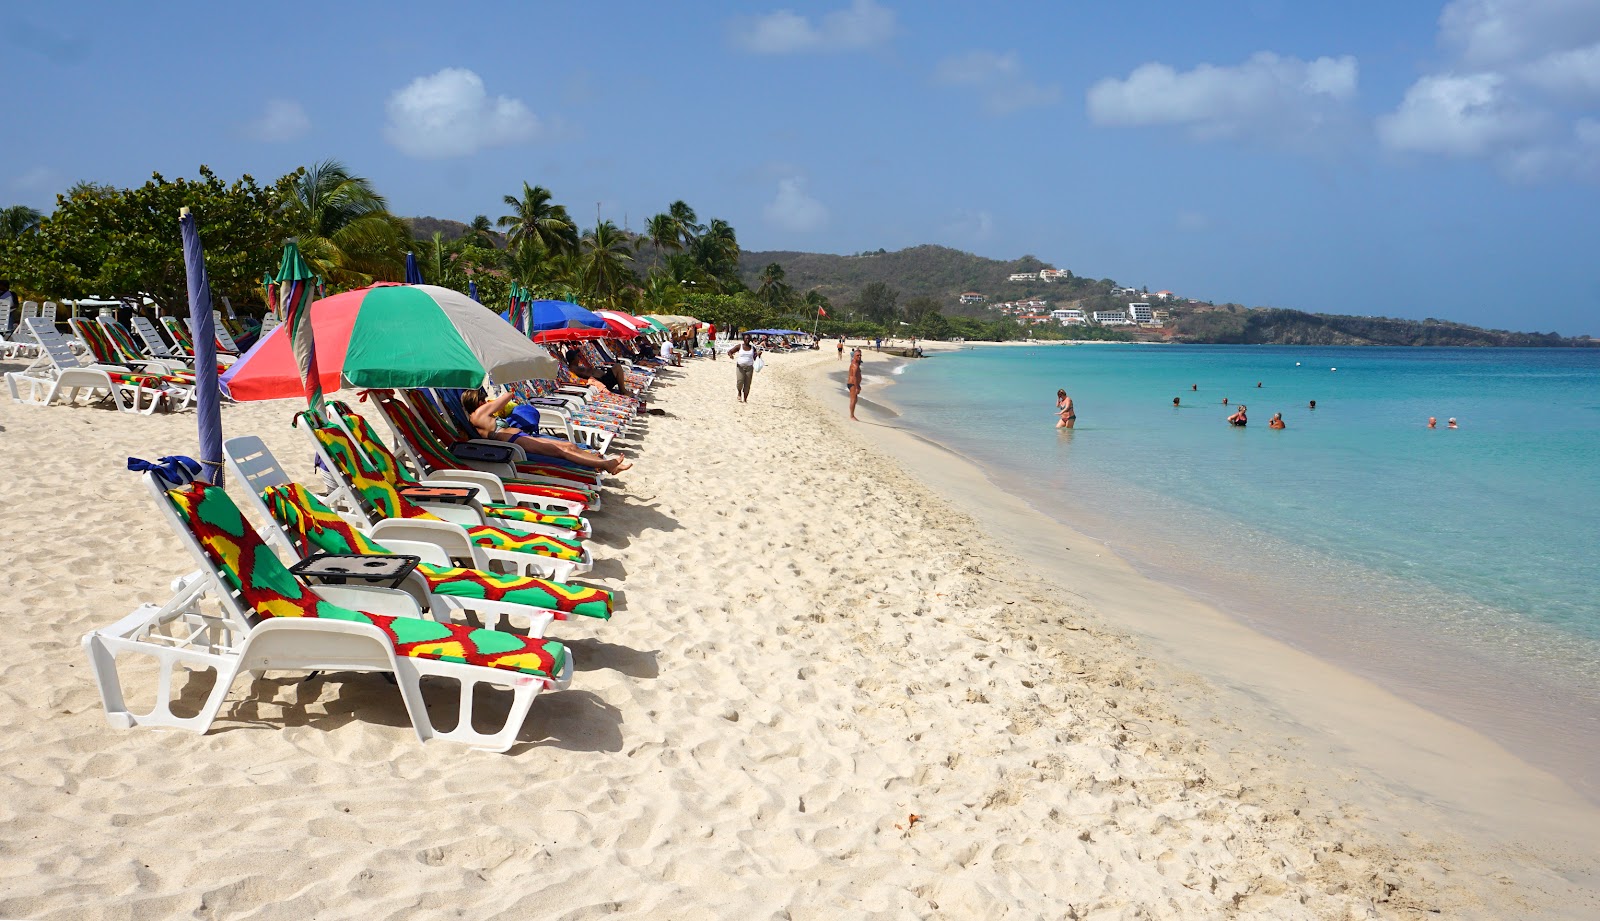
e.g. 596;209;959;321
887;344;1600;794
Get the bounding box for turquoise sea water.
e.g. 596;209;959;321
884;345;1600;796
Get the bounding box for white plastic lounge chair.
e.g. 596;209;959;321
131;315;237;367
298;415;593;583
5;319;184;413
225;436;617;633
328;400;596;528
0;301;32;359
211;311;242;353
82;469;573;751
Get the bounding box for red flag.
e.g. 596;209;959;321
818;306;828;317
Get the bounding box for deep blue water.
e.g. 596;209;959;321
886;344;1600;792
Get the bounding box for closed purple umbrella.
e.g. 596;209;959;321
405;251;424;285
179;206;224;486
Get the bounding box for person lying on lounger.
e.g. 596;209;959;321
461;390;632;474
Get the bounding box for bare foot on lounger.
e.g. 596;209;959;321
607;457;633;474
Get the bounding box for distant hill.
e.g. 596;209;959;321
406;216;503;248
1170;307;1587;347
737;244;1056;305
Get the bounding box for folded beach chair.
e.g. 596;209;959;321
299;414;594;582
325;400;594;533
370;390;608;499
82;468;572;751
5;318;186;413
226;436;614;630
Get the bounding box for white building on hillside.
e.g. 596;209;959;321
1093;310;1132;326
1008;272;1038;282
959;292;986;305
1127;303;1154;324
1052;308;1087;326
1038;269;1071;283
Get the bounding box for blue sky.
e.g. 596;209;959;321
4;0;1598;334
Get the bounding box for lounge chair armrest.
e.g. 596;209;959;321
463;438;527;462
410;500;486;528
421;472;508;504
309;584;426;619
368;519;480;563
371;538;454;568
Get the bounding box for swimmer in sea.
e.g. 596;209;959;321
1448;418;1458;429
1428;417;1437;429
1056;389;1076;429
1222;397;1228;405
1269;412;1285;429
1192;384;1198;391
1173;396;1181;407
1256;381;1263;388
1227;405;1248;426
1309;400;1316;410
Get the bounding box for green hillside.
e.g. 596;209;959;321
736;244;1059;305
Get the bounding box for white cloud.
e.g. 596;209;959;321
1376;72;1544;156
1379;1;1600;181
1439;0;1600;66
1520;42;1600;98
763;177;829;232
1086;52;1358;144
936;50;1061;115
730;0;895;54
240;99;310;142
384;68;539;159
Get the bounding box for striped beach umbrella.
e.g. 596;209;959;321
221;283;558;401
277;241;324;415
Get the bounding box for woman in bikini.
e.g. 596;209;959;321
1227;405;1248;427
460;390;632;474
1055;389;1076;429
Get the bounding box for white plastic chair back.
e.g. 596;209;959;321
260;314;281;336
212;310;241;352
131;315;177;358
42;302;57;325
21;301;39;323
26;318;85;370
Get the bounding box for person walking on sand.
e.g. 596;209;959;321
1056;389;1076;429
1269;412;1285;429
729;334;760;403
837;338;844;360
848;349;863;421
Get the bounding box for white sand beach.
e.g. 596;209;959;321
2;348;1598;920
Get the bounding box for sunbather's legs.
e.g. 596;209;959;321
495;429;631;474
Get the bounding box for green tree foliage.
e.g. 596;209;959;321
0;166;291;310
1;205;43;238
577;220;638;310
854;281;900;324
498;183;578;260
283;159;409;288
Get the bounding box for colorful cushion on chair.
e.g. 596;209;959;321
168;482;566;678
263;483;611;620
309;422;589;564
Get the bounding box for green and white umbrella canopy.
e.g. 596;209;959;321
223;283;560;400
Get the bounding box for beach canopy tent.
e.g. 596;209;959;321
221;283;559;400
642;315;700;335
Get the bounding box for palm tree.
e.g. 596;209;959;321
0;204;43;237
284;159;408;288
577;220;637;310
667;200;702;246
756;262;791;309
466;214;498;249
498;183;577;259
